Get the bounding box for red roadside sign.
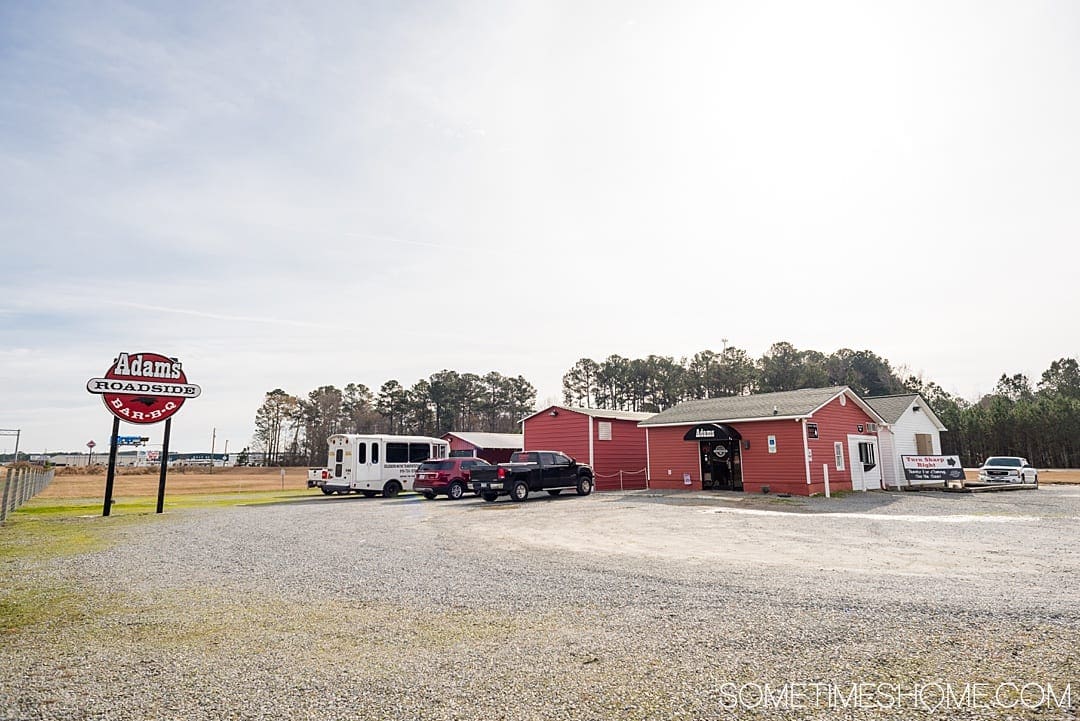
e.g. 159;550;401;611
86;352;201;424
86;351;200;517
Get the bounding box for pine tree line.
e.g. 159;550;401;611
563;343;1080;468
252;371;535;466
249;346;1080;469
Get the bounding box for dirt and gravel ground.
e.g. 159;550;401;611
2;482;1078;720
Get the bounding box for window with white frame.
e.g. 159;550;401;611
834;441;845;470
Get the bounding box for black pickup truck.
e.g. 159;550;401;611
469;450;594;502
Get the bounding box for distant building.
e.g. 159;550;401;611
441;432;523;464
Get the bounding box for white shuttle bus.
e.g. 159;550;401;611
319;434;449;497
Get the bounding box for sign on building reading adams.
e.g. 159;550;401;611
86;352;201;424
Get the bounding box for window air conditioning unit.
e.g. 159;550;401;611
866;423;879;433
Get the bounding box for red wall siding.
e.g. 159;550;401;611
523;411;590;467
646;426;703;490
738;419;812;495
644;393;883;497
593;419;649;491
443;436;519;464
446;436;477;455
804;396;879;494
477;448;516;464
647;421;810;493
524;411;649;489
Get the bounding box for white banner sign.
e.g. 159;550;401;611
901;455;965;482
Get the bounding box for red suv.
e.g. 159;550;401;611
414;457;493;500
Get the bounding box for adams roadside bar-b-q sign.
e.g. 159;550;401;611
86;352;201;516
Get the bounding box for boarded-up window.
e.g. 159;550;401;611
597;421;612;441
915;433;934;455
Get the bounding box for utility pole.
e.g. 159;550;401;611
209;427;216;474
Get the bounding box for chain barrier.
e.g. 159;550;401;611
593;468;649;491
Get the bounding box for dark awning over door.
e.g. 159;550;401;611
683;423;742;442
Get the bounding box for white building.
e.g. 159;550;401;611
864;394;948;489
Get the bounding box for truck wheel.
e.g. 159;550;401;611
320;487;334;495
576;476;593;496
546;489;562;496
421;492;436;500
510;480;530;502
481;492;499;502
382;481;401;498
447;481;466;500
361;490;377;498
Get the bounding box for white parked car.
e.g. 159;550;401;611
978;456;1038;485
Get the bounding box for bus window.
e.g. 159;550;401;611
387;443;409;463
356;442;366;464
409;443;431;462
371;442;379;464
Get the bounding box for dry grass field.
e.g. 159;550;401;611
28;465;1080;500
38;466;312;499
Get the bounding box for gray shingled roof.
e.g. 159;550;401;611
639;386;850;426
864;394;947;430
863;394;918;424
444;432;523;450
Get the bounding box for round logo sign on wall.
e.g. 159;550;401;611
86;352;201;424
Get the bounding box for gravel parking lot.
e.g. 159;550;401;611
3;486;1078;720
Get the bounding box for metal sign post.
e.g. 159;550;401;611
156;418;172;514
102;418;120;516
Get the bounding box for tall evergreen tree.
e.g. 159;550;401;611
253;389;300;465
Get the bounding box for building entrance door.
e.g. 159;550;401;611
700;441;742;491
847;435;882;491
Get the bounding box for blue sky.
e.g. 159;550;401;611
2;0;1078;455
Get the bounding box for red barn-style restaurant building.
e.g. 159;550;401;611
522;406;654;491
640;386;887;496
